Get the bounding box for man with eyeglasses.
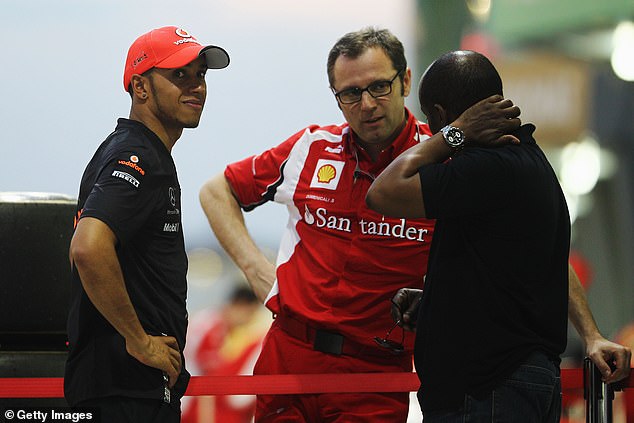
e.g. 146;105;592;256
200;28;520;421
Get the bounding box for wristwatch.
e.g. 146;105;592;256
440;125;466;152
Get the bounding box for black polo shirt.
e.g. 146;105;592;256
415;124;570;412
65;118;189;409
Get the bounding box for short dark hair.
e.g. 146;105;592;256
419;50;503;118
327;27;407;90
229;285;258;304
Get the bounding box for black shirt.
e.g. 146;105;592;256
65;118;190;408
415;125;570;411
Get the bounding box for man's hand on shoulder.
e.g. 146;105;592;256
452;95;522;148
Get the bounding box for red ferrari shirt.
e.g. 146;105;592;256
225;110;435;351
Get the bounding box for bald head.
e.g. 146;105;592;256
418;50;502;123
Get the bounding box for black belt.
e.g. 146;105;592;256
275;313;389;357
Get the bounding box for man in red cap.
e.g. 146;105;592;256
64;26;229;422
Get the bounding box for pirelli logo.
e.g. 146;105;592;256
112;170;140;188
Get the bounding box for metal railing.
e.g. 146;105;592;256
583;357;633;423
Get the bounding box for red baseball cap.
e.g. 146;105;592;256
123;26;230;91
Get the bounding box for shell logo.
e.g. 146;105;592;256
317;164;337;183
310;159;344;190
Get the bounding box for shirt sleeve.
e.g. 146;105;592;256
80;149;157;243
224;126;314;211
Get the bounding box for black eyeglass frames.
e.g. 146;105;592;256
333;70;403;104
373;299;405;355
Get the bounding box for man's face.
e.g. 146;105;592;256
331;47;410;148
147;56;208;130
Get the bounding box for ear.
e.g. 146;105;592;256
424;103;448;133
432;103;448;127
402;67;412;97
130;74;150;101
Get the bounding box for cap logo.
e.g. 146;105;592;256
132;52;148;69
173;27;200;46
175;28;192;38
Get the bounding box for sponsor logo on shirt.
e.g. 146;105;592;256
168;187;176;207
166;187;180;216
73;209;83;229
118;157;145;175
303;205;429;242
324;145;344;154
309;159;345;190
163;222;180;232
305;194;334;203
112;170;140;188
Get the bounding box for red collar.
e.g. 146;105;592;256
346;108;420;165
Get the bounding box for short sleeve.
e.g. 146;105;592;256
80;150;157;243
225;127;311;211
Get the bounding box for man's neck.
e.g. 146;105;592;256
354;117;408;162
129;109;181;152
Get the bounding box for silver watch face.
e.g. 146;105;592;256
442;126;465;148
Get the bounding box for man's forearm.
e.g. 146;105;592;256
568;262;633;382
79;264;150;347
365;133;450;218
200;174;275;302
568;263;602;343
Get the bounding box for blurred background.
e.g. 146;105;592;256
2;0;634;421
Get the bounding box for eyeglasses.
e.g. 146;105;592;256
333;70;403;104
373;299;405;355
374;319;405;355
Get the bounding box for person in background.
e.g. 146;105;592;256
199;27;520;422
182;285;269;423
366;50;631;422
64;26;229;422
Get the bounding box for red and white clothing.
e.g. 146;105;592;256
227;109;433;350
225;109;435;420
182;308;269;423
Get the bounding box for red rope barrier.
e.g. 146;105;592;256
0;369;631;399
186;373;420;396
0;377;63;399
